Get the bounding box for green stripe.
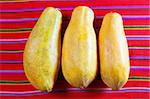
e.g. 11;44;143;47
0;25;149;32
0;76;149;84
125;25;150;28
0;28;32;32
0;80;29;84
129;76;150;80
129;46;150;48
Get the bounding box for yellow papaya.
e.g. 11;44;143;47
23;7;62;91
62;6;97;88
99;12;130;90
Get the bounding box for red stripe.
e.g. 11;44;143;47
0;64;24;70
0;32;30;39
125;30;150;35
1;11;42;19
0;22;36;29
127;40;149;46
1;1;149;9
93;9;149;15
130;69;149;76
129;49;149;56
1;74;27;81
0;44;26;50
0;54;23;60
130;60;149;66
1;9;149;19
0;84;36;91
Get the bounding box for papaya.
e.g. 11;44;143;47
62;6;97;88
23;7;62;91
99;12;130;90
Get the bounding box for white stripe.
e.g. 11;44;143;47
128;47;150;49
0;90;41;94
126;35;150;37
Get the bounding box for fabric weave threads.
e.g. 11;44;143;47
0;0;149;98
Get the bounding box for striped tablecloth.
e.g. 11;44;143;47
0;0;150;98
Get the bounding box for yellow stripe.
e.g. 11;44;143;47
0;50;23;52
0;31;31;33
128;79;149;81
0;0;34;2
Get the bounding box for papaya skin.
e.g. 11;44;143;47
99;12;130;90
23;7;62;92
62;6;97;88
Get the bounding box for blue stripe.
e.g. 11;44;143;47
0;70;24;74
130;66;150;70
0;60;22;64
0;92;48;96
127;37;150;40
130;56;150;60
0;41;26;44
